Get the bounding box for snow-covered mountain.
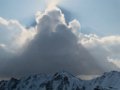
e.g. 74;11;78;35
85;71;120;90
0;71;120;90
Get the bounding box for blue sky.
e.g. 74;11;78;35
0;0;44;27
0;0;120;36
60;0;120;36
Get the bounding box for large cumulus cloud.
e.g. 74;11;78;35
0;7;119;78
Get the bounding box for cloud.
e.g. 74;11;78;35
0;44;5;48
0;17;36;53
108;57;120;68
45;0;61;10
0;7;119;78
0;7;106;78
79;34;120;70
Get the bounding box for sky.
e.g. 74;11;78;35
0;0;44;27
0;0;120;35
60;0;120;36
0;0;120;79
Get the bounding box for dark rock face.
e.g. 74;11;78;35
0;78;19;90
0;80;7;90
38;71;83;90
8;78;19;89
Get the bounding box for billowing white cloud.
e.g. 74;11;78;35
0;17;36;53
0;7;105;78
0;7;119;78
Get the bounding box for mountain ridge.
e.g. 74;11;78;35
0;71;120;90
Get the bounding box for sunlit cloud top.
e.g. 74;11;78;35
45;0;61;10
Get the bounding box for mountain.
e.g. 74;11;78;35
85;71;120;90
0;71;120;90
